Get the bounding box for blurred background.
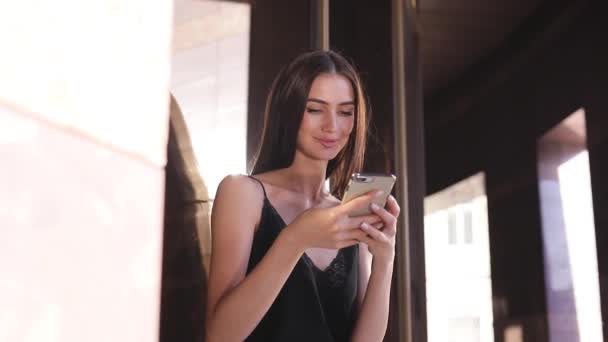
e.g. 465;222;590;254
1;0;607;341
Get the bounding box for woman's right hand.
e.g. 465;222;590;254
285;191;384;251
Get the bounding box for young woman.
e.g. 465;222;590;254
205;50;400;342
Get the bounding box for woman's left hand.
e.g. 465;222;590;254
358;195;400;266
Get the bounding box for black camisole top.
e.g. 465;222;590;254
245;176;359;342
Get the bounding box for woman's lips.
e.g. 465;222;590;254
317;138;339;148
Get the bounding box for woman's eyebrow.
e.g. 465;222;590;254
307;98;355;106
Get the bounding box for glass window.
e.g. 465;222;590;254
537;108;603;342
424;173;494;342
448;211;458;245
464;208;473;244
448;316;481;342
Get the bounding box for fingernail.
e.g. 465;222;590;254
360;222;369;230
370;203;380;211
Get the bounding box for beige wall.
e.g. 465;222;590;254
0;1;172;341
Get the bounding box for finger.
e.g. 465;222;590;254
386;195;401;217
372;222;385;230
356;234;376;247
338;190;384;216
346;213;383;228
356;229;386;248
339;228;371;241
360;222;389;242
370;202;397;229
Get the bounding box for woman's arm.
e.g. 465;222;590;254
350;196;400;342
350;244;394;342
205;175;305;342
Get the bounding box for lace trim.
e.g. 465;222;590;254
322;250;347;288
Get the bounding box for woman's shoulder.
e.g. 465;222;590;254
217;173;254;188
215;174;265;203
212;174;266;228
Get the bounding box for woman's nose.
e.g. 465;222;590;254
322;111;338;132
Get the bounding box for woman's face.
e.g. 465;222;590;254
296;73;356;162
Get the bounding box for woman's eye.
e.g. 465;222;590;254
306;108;322;113
340;111;354;116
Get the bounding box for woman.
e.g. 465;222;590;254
205;50;400;342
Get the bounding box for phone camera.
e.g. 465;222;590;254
354;174;373;183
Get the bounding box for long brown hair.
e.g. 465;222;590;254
250;50;369;198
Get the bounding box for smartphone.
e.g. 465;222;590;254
342;173;396;217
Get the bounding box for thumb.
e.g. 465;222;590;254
338;190;383;216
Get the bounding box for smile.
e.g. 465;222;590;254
317;138;339;148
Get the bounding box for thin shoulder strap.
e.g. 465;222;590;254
247;175;268;200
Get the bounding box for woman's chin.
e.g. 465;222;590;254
299;145;344;161
313;150;341;161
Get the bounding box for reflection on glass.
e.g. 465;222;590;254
537;109;603;342
424;172;494;342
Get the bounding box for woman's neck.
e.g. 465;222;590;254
281;154;329;203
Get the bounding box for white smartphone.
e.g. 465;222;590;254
342;173;397;217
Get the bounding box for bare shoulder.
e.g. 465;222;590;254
212;174;265;226
215;174;261;198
